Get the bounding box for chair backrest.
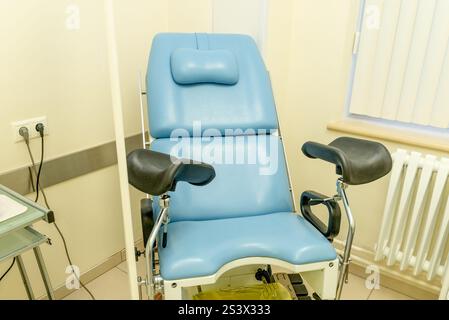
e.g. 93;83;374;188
147;33;293;222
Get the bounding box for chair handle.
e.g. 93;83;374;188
300;190;341;241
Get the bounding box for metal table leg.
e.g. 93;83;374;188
16;255;35;300
33;246;55;300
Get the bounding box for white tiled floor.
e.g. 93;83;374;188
64;267;131;300
64;260;413;300
340;273;412;300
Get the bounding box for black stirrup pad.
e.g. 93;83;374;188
127;149;216;196
302;137;392;185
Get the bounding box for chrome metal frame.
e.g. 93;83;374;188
16;255;35;300
33;246;55;300
137;72;154;299
12;244;55;300
335;178;356;300
143;195;170;299
138;72;147;149
270;72;297;211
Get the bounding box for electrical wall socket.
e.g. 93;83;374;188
11;116;48;142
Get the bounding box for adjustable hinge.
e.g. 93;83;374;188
309;194;340;205
352;31;361;55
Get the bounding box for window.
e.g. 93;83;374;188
348;0;449;129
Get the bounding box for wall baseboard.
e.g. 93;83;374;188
0;133;143;196
334;240;439;300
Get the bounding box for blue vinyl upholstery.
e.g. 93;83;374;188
147;33;278;138
151;135;293;222
159;212;337;280
170;48;239;85
145;33;337;280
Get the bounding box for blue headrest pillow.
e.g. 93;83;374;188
170;48;239;85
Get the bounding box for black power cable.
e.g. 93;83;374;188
34;128;44;202
22;126;96;300
0;258;16;282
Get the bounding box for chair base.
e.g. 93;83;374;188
162;257;339;300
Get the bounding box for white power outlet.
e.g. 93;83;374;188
11;116;49;143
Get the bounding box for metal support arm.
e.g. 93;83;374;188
144;195;170;299
335;179;356;300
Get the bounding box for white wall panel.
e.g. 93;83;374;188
212;0;268;53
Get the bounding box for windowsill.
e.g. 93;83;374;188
327;119;449;153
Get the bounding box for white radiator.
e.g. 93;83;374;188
375;149;449;300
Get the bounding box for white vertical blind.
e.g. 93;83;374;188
349;0;449;129
211;0;268;54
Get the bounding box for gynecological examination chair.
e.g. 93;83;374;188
126;33;392;300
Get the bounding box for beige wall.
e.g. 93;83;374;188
1;0;447;299
0;0;166;299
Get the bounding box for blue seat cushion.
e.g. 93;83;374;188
159;212;337;280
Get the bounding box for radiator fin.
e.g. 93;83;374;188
375;149;449;299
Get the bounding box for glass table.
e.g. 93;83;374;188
0;184;55;300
